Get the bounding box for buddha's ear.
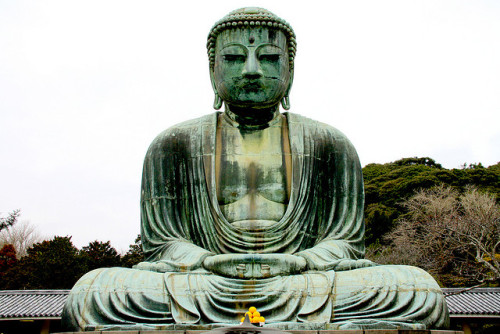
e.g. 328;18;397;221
210;70;223;110
281;68;294;110
286;68;294;97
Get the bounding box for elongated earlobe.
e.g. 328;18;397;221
213;93;223;110
281;96;290;110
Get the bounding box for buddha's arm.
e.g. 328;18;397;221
139;122;219;273
296;240;377;272
291;118;377;272
135;240;214;272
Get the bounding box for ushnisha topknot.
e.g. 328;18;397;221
207;7;297;70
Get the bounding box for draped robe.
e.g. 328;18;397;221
62;113;449;331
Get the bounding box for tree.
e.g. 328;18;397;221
453;186;500;282
0;244;18;282
0;220;44;258
0;209;20;231
364;203;398;244
363;158;446;245
362;158;500;246
81;240;121;271
368;185;500;286
0;236;87;289
121;234;144;268
393;157;443;168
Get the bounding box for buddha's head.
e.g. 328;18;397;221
207;8;296;113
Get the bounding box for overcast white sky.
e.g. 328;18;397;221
1;0;499;251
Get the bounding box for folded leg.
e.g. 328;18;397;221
332;265;449;329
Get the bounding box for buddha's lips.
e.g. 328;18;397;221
241;81;263;90
233;77;282;89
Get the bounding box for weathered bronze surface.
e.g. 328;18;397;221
62;7;450;332
56;330;462;334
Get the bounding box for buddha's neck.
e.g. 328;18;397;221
224;105;281;130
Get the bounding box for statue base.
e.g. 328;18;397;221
57;330;461;334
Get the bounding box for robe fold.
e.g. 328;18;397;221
62;113;449;331
141;112;365;264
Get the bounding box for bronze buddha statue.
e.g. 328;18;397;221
62;8;449;331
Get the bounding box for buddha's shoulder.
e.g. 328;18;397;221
286;112;353;143
149;113;217;143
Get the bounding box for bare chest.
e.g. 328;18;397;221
215;115;291;223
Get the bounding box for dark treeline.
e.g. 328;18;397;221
0;236;143;290
363;157;499;247
0;157;498;289
363;158;499;287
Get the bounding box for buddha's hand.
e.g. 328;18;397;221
328;259;378;272
134;261;178;272
203;253;307;279
133;257;207;273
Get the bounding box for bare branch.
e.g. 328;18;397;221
0;220;45;258
376;185;500;284
444;283;486;297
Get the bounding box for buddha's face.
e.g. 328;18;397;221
213;27;291;109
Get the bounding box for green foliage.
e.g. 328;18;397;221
121;234;144;268
0;216;144;289
363;157;500;246
81;240;121;271
364;203;398;243
393;157;443;168
0;236;86;289
0;235;143;290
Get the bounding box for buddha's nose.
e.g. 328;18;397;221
242;52;262;79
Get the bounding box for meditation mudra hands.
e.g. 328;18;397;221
134;254;377;278
202;255;377;278
203;253;307;278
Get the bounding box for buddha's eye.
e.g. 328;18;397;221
259;54;280;62
223;54;245;62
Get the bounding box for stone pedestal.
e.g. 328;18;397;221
57;330;463;334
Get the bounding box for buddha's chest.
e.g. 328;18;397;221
217;149;287;204
215;116;291;223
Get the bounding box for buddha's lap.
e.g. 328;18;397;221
68;263;443;312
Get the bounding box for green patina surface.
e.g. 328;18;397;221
61;7;450;332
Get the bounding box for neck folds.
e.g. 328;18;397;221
224;105;281;130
